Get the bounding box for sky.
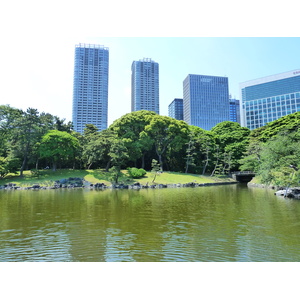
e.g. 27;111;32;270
2;36;300;126
1;1;300;128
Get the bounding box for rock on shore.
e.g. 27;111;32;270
248;182;300;200
0;178;238;191
274;188;300;199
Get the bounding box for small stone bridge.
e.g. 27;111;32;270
230;171;255;183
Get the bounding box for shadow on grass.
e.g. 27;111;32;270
0;169;92;186
92;169;138;185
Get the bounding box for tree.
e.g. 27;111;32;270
187;126;214;175
81;124;100;169
109;110;156;168
54;116;73;132
39;130;80;171
108;138;129;184
11;108;42;176
251;111;300;142
239;139;263;172
0;105;74;175
141;116;189;171
211;121;250;173
83;124;99;136
82;129;118;171
256;133;300;185
0;105;23;157
185;130;197;173
151;159;161;183
0;155;20;178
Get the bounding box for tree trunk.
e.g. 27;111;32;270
158;154;163;172
105;159;111;172
202;155;209;175
152;173;157;183
141;153;145;169
19;155;27;177
210;147;220;176
19;143;29;177
155;147;164;171
202;147;210;175
185;162;189;174
211;157;219;176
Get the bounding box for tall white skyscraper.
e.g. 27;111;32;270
183;74;230;130
131;58;159;114
72;43;109;134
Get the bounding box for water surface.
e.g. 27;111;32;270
1;184;300;261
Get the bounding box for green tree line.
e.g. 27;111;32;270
1;104;299;186
240;111;300;187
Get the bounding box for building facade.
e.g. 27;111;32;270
131;58;159;114
240;69;300;130
229;97;240;123
72;43;109;134
183;74;230;130
168;98;183;120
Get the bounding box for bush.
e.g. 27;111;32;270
0;156;20;178
127;167;147;179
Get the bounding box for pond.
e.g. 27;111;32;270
1;184;300;262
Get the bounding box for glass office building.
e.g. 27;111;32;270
131;58;159;114
240;69;300;130
72;43;109;134
183;74;230;130
168;98;183;120
229;97;240;123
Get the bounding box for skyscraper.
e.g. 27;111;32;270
183;74;230;130
240;69;300;130
229;97;240;123
168;98;183;120
72;43;109;134
131;58;159;114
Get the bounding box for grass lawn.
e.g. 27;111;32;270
136;171;233;185
0;169;235;187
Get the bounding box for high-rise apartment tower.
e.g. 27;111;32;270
72;43;109;133
240;69;300;129
183;74;230;130
131;58;159;114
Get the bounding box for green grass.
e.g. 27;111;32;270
0;169;235;187
136;171;233;185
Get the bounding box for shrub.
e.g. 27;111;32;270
127;167;147;179
0;156;20;178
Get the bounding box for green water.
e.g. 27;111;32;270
1;184;300;262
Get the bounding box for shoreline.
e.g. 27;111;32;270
248;182;300;199
0;178;239;191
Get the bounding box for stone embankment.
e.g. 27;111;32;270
0;177;238;191
248;182;300;199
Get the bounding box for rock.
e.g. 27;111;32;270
275;188;300;199
93;183;106;189
275;190;287;196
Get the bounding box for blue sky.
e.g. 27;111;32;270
1;37;300;126
1;1;299;128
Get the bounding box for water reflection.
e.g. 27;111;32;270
1;185;300;261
